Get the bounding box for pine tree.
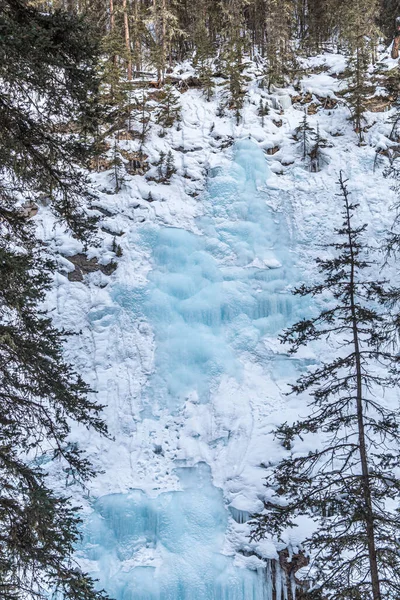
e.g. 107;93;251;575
149;0;183;84
111;136;125;192
263;0;295;90
341;0;379;144
345;46;372;144
122;0;133;80
131;86;152;148
252;174;400;600
155;83;182;133
192;0;215;100
1;0;101;239
112;236;123;256
198;59;215;101
156;150;167;180
153;149;176;182
309;123;329;172
99;32;130;128
130;0;147;73
220;0;250;125
165;149;177;180
258;98;270;127
0;3;109;598
295;110;316;160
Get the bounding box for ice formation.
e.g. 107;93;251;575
79;140;300;599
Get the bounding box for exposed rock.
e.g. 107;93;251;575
101;226;125;237
91;205;116;217
266;146;280;156
307;102;320;115
279;549;310;600
121;150;149;175
89;157;113;172
18;201;39;219
315;95;338;109
365;95;393;113
291;92;313;105
117;130;134;140
67;253;117;282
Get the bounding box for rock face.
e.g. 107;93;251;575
67;254;117;282
19;201;39;219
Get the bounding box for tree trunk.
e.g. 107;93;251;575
344;177;382;600
109;0;118;69
123;0;132;80
110;0;115;30
162;0;167;81
133;0;141;72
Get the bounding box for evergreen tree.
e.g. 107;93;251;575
111;136;125;192
155;83;182;133
252;174;400;600
263;0;295;90
131;86;152;148
198;59;215;101
341;0;379;144
153;149;176;182
220;0;250;125
156;150;167;180
1;0;101;239
149;0;183;84
112;236;123;256
192;0;215;100
0;2;110;598
165;149;177;180
309;123;329;172
345;47;372;144
295;110;316;160
258;98;270;127
130;0;148;73
99;31;130;126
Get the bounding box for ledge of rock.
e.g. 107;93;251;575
67;253;117;282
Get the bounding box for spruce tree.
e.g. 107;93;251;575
131;86;152;148
295;110;316;160
165;149;177;180
258;98;270;127
149;0;182;84
220;0;250;125
252;174;400;600
263;0;295;90
345;46;372;144
0;2;110;598
192;0;215;100
309;124;329;172
0;0;102;239
341;0;379;144
155;83;182;133
198;59;215;101
111;136;125;192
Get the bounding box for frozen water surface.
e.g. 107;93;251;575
82;140;298;598
82;463;269;600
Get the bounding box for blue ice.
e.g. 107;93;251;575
85;140;300;599
80;464;270;600
112;139;299;413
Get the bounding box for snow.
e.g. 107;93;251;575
37;50;400;598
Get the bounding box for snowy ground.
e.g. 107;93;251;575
37;50;400;598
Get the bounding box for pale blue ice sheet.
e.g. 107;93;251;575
84;140;300;599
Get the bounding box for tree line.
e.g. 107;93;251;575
30;0;399;84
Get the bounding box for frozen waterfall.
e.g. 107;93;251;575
80;140;299;599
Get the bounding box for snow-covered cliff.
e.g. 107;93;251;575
39;50;399;599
